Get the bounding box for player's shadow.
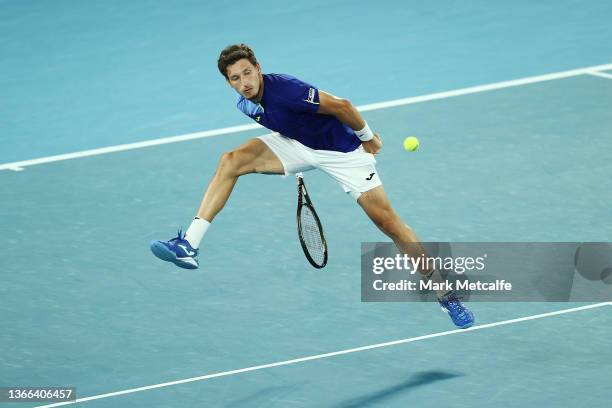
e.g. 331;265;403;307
223;384;304;408
334;370;464;408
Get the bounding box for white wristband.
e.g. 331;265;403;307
355;122;374;142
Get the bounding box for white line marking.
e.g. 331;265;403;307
35;302;611;407
0;124;262;172
586;71;612;80
2;62;612;172
357;63;612;111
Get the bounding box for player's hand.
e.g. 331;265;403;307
362;133;382;155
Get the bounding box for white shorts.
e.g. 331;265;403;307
258;133;382;200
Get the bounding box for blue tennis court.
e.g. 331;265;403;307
2;1;611;407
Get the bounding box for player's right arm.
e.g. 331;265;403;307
317;90;382;154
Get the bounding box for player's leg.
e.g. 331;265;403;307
356;185;431;272
357;185;474;328
315;146;438;280
150;138;283;269
196;138;284;222
313;147;438;277
314;142;475;328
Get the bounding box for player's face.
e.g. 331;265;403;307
226;59;262;100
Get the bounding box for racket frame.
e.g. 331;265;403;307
296;173;328;268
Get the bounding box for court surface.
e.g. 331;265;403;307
1;1;611;407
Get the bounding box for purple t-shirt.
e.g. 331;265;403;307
236;73;361;153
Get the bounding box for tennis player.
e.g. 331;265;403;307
150;44;474;328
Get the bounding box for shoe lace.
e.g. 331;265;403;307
168;229;185;243
443;293;467;319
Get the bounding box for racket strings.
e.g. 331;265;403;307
299;205;326;265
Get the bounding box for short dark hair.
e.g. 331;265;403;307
217;44;258;79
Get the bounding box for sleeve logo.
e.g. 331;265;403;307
304;87;319;105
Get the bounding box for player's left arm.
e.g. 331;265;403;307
317;90;382;154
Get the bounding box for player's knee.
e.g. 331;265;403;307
218;151;240;176
377;211;403;239
218;150;251;176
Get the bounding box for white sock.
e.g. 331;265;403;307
185;217;210;249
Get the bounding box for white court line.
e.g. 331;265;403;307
586;71;612;80
35;302;611;407
2;62;612;172
0;123;262;172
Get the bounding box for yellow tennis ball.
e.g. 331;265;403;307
403;136;419;151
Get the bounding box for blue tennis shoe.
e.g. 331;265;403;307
438;292;475;329
150;230;199;269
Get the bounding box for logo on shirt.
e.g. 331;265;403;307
304;88;319;105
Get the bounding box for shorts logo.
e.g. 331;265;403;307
304;88;319;105
255;115;261;122
366;172;375;180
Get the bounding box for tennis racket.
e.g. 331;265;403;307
296;173;328;268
